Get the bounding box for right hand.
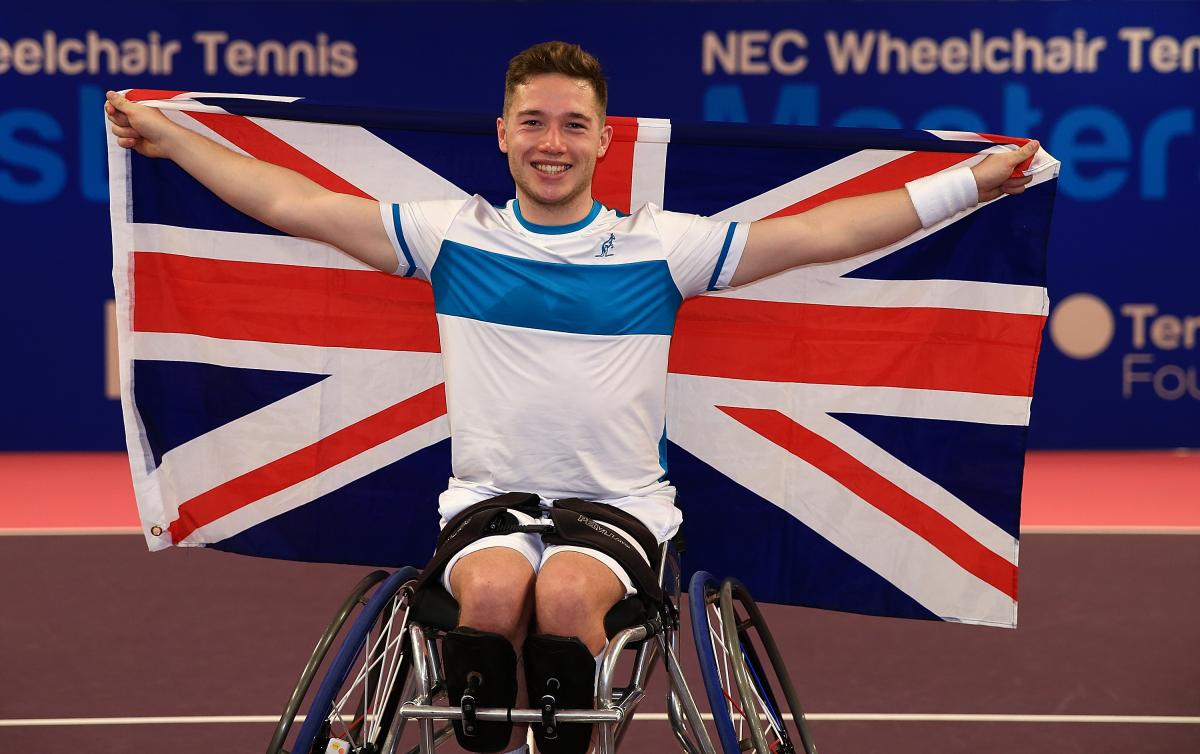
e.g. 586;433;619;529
105;90;176;158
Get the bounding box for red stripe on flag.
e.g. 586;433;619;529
973;133;1037;176
168;384;447;544
671;298;1044;396
126;89;186;102
719;406;1018;600
767;151;975;219
133;252;440;352
975;132;1028;147
186;111;373;199
592;116;638;214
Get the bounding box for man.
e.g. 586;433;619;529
107;41;1037;754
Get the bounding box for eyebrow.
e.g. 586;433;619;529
516;109;594;123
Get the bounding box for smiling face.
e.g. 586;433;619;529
497;73;613;225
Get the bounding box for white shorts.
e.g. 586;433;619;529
440;508;652;599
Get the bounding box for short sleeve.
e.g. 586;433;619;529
378;199;467;281
651;208;750;299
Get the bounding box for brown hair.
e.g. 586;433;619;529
503;41;608;118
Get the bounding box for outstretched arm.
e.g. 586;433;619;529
729;140;1040;286
105;91;399;273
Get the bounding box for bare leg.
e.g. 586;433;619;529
450;547;536;752
534;551;625;652
534;552;626;753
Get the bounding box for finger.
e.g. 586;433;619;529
107;90;131;112
111;124;139;139
1007;141;1038;162
117;136;140;149
1007;139;1039;176
107;109;131;128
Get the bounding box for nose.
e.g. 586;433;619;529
539;125;566;153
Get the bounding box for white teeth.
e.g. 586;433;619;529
534;164;568;174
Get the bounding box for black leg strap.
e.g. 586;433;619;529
524;633;596;754
442;627;518;752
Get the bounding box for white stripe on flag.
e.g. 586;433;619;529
631;117;670;210
250;117;470;203
132;337;442;526
668;375;1018;626
183;410;449;547
131;223;375;270
709;149;906;222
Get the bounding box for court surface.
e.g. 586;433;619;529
1;450;1197;753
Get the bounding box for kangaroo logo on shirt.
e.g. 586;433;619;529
596;233;616;258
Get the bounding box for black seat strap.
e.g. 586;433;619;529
543;499;663;606
412;492;541;593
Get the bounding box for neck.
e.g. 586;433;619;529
514;188;596;227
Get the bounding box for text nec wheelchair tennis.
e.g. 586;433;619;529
266;496;818;754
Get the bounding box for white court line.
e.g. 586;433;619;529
1;713;1197;727
1020;526;1200;535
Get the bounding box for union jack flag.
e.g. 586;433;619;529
109;91;1058;627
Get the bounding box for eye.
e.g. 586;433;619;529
523;119;541;127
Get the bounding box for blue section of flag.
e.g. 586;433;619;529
670;441;939;620
130;153;284;236
432;241;682;335
663;141;857;217
133;360;328;468
211;439;450;567
830;413;1027;539
846;181;1055;287
668;122;991;154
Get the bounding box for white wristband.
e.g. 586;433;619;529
904;166;979;229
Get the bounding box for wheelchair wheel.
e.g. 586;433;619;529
689;571;746;754
292;566;421;754
268;570;390;754
718;578;817;754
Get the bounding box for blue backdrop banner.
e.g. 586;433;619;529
2;0;1197;449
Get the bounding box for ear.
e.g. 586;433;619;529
597;122;613;158
496;116;508;154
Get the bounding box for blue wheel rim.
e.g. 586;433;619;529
689;570;740;754
293;566;420;753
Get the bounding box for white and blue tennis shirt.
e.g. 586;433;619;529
380;195;748;542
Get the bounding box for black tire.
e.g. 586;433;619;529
267;570;389;754
293;567;421;754
719;578;817;754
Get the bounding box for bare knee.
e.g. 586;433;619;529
451;548;535;643
535;553;624;653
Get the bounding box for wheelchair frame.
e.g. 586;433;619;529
270;542;815;754
398;543;715;754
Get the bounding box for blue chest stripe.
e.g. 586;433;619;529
431;241;682;336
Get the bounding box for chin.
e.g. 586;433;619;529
523;182;584;209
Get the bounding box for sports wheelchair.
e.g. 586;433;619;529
266;511;817;754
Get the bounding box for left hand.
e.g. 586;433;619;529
971;140;1039;202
